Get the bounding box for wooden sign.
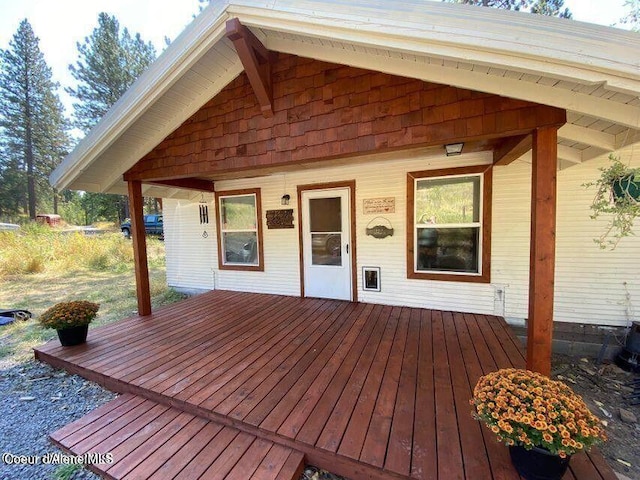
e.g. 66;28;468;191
363;197;395;214
266;209;294;229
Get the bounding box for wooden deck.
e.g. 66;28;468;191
50;393;304;480
35;290;616;480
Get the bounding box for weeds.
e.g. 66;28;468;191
0;226;141;277
0;228;186;365
53;463;82;480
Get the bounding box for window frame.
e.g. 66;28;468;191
406;165;492;283
215;188;264;272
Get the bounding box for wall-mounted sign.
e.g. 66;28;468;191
365;216;394;239
266;209;294;229
363;197;395;214
366;225;394;239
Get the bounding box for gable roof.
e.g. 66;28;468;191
51;0;640;199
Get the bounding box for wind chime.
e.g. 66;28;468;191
199;194;209;238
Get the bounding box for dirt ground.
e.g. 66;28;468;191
551;354;640;480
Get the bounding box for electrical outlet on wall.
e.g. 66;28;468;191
493;284;506;317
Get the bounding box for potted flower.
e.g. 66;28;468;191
471;368;606;480
38;300;99;346
585;154;640;249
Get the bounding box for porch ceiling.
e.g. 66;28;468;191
50;0;640;199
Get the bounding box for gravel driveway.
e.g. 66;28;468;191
0;360;114;480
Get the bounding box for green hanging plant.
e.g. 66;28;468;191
584;155;640;249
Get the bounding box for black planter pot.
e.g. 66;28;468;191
613;174;640;202
56;325;89;347
509;445;571;480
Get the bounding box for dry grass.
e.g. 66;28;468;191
0;228;184;366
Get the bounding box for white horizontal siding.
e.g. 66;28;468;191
212;151;496;314
493;149;640;327
163;148;640;327
164;198;216;291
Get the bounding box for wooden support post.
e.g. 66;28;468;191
127;180;152;316
526;127;558;375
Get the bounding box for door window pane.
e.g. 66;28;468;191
311;233;342;266
310;197;341;232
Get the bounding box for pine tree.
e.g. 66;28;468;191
442;0;529;10
67;13;156;133
620;0;640;30
0;19;70;219
531;0;572;19
66;13;156;223
442;0;572;17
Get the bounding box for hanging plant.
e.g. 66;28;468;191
584;155;640;249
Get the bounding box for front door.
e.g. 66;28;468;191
301;187;352;300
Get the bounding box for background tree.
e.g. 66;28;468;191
530;0;572;18
620;0;640;30
0;19;70;220
67;13;156;133
442;0;572;17
66;13;156;223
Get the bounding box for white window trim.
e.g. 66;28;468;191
413;172;484;277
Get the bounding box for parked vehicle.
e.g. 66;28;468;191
0;223;20;231
121;214;163;239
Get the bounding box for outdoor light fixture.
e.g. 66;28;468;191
445;142;464;156
281;194;291;205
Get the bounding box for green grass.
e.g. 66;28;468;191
53;463;82;480
0;228;185;365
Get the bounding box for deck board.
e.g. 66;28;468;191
50;394;304;480
36;290;616;480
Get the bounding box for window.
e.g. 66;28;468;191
407;165;492;283
215;188;263;271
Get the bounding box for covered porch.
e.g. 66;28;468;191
35;290;615;480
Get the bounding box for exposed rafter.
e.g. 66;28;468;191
557;145;583;164
558;124;615;151
493;135;532;166
226;18;274;117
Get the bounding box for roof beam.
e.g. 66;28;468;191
615;128;640;149
226;18;273;117
146;178;215;192
493;135;531;166
558;124;615;151
557;145;583;164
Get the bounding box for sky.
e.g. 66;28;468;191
0;0;633;117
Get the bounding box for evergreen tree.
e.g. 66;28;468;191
67;13;156;133
67;13;156;223
442;0;572;17
620;0;640;30
531;0;572;18
0;19;70;219
443;0;529;9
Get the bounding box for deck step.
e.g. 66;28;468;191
49;393;305;480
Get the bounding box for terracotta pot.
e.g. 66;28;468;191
56;325;89;347
509;445;571;480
